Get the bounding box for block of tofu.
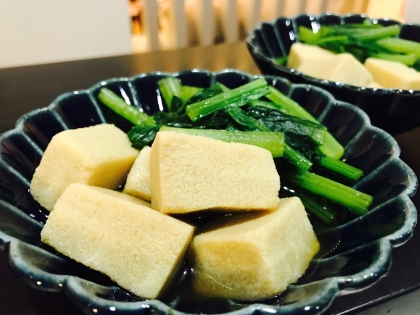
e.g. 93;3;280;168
41;183;195;299
98;186;152;208
364;57;420;90
366;81;383;89
123;146;151;201
328;53;373;87
298;53;373;87
189;197;320;301
287;42;334;69
30;124;139;211
297;56;336;81
150;131;280;214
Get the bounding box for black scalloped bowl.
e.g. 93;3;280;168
0;69;417;315
246;13;420;136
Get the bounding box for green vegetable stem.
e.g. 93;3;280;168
298;193;338;225
98;88;154;126
283;164;372;215
185;78;271;121
283;143;313;171
376;37;420;58
157;77;182;111
320;156;363;181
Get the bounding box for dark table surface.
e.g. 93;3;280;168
1;42;420;315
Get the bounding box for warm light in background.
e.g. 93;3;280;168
130;0;409;53
1;0;416;68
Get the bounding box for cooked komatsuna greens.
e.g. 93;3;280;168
97;77;373;224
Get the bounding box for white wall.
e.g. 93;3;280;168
0;0;133;68
404;0;420;23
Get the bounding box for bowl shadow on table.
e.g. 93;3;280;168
246;13;420;137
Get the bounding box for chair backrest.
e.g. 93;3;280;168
136;0;407;53
0;0;133;69
2;0;409;67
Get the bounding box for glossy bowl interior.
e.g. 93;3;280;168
0;69;417;315
246;13;420;136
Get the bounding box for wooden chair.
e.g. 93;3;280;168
137;0;407;53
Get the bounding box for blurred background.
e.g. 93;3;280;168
1;0;418;69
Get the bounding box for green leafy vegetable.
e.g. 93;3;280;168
186;83;225;105
127;125;160;149
226;107;271;132
275;56;288;65
265;86;344;159
179;86;203;102
185;78;271;121
245;105;327;144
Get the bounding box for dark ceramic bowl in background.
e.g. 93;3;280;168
0;69;417;315
246;13;420;136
